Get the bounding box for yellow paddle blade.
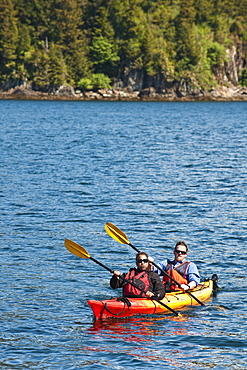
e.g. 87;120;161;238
64;239;90;259
105;222;130;245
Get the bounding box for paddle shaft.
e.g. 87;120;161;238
129;242;204;306
90;256;113;274
90;256;179;315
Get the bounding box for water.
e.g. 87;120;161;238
1;100;247;369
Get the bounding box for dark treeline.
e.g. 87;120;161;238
0;0;247;92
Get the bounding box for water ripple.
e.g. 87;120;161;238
1;100;247;369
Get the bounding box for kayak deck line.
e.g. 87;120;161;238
88;278;215;320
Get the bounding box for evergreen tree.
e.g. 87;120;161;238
49;0;90;84
174;0;197;69
0;0;18;83
32;42;67;91
84;2;119;76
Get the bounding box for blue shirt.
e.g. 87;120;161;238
153;259;200;286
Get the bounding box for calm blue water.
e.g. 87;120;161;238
1;100;247;369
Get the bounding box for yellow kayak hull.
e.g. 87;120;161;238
88;279;214;320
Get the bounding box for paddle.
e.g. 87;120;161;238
104;222;205;306
64;238;180;316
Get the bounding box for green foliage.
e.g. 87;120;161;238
49;0;91;84
90;36;119;73
85;4;115;39
78;77;93;91
78;73;111;91
239;68;247;86
174;0;198;65
0;0;18;82
30;42;67;91
207;42;227;67
0;0;246;90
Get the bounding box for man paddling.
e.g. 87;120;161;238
151;241;200;292
110;252;165;299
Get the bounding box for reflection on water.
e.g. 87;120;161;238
81;314;208;369
81;307;246;368
89;314;190;339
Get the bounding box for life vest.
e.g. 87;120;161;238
123;268;150;298
163;262;191;291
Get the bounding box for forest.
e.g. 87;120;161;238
0;0;247;93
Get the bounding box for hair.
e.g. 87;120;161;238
174;241;188;252
136;252;148;261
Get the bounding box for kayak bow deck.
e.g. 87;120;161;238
88;279;214;320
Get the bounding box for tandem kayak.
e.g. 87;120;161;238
88;277;218;320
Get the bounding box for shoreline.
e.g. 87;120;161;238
1;85;247;102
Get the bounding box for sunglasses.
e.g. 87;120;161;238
175;249;187;255
137;259;149;263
